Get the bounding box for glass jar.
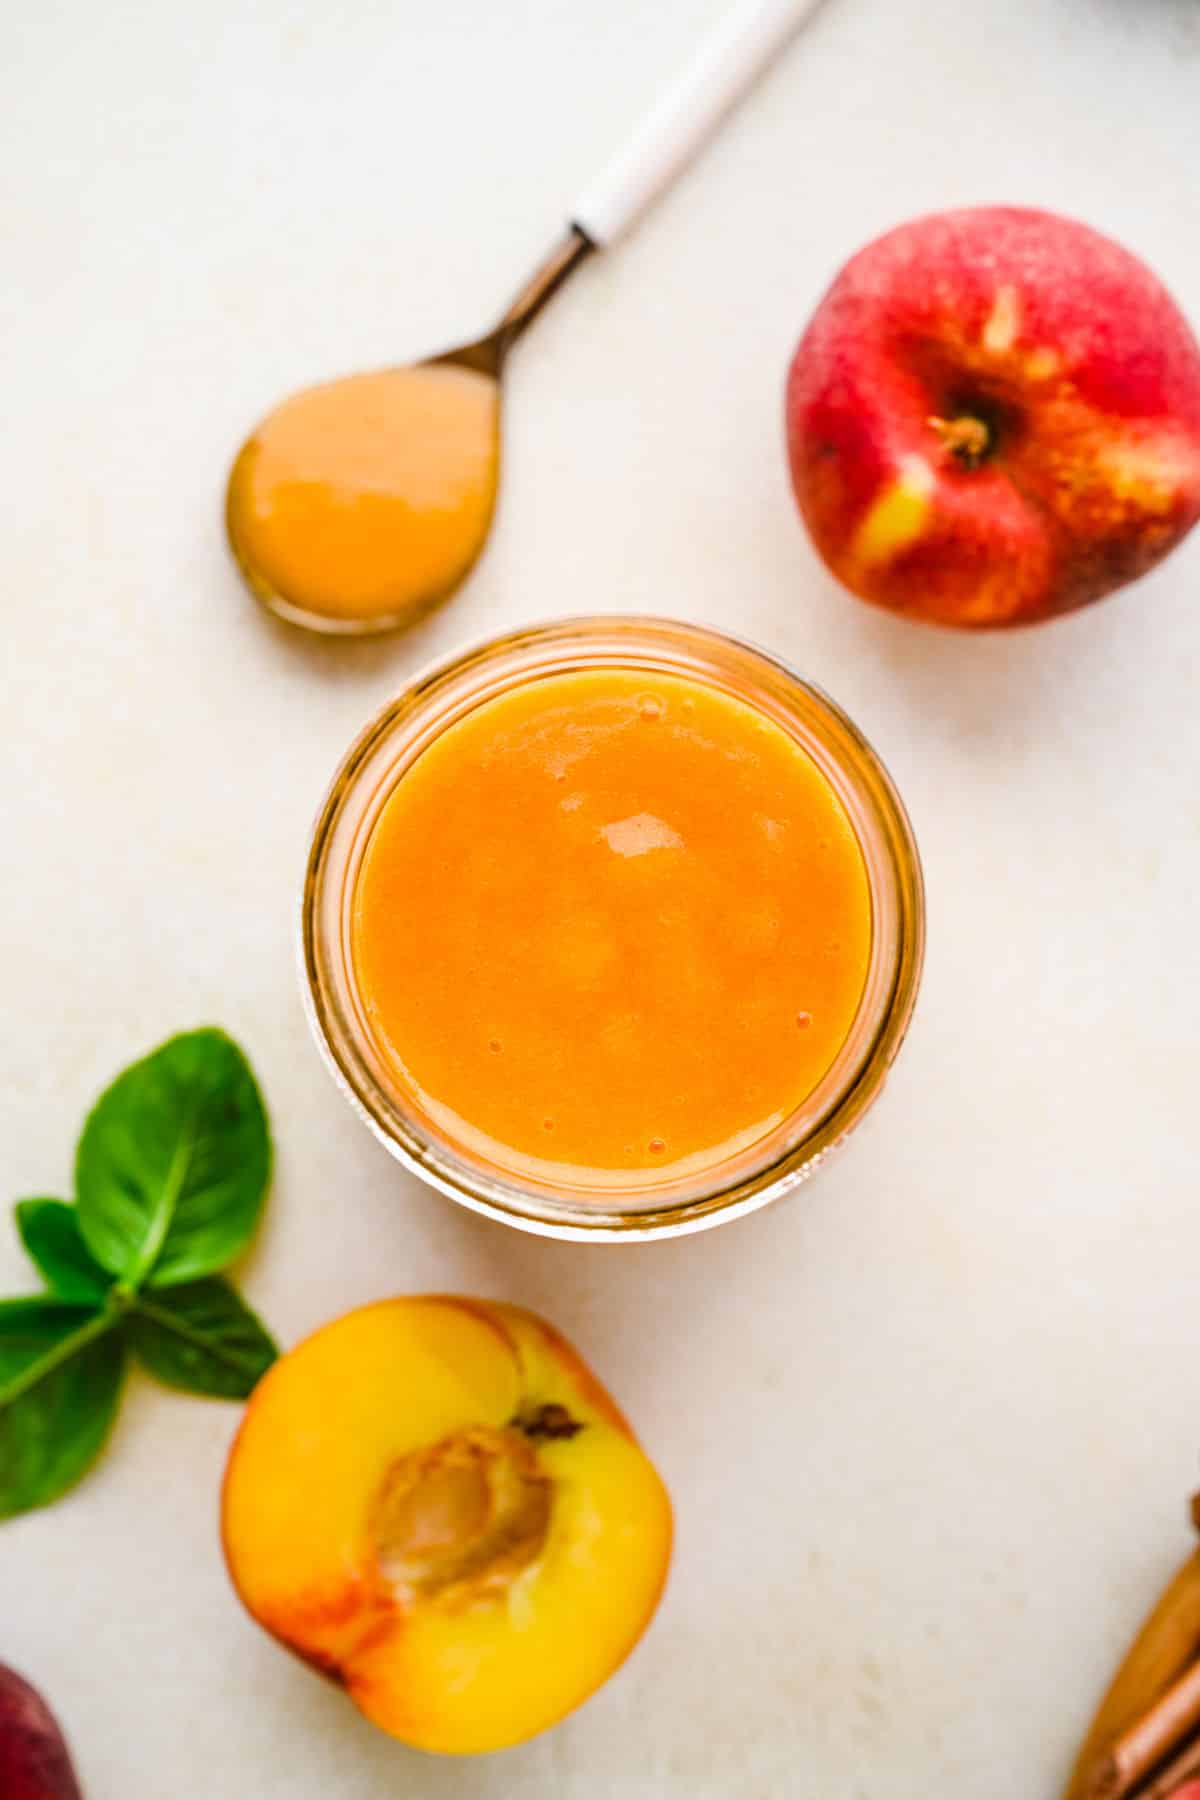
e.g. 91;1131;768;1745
301;617;925;1241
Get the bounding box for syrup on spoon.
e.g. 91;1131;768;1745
226;233;588;635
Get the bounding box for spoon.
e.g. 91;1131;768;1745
226;0;827;636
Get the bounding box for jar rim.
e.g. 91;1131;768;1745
300;615;925;1241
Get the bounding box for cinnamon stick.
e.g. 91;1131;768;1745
1067;1550;1200;1800
1126;1726;1200;1800
1087;1661;1200;1798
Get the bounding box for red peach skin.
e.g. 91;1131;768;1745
0;1665;82;1800
787;207;1200;627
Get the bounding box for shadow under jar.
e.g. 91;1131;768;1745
302;617;925;1241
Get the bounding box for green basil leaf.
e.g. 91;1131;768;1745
15;1199;113;1303
125;1278;278;1399
0;1300;125;1519
75;1029;272;1290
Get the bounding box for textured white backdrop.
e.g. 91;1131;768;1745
3;0;1200;1794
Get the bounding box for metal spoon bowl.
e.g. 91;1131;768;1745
225;229;592;637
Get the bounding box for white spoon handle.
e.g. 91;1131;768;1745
571;0;827;248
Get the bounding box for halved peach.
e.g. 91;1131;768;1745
221;1297;672;1755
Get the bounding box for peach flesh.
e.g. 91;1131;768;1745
221;1297;672;1755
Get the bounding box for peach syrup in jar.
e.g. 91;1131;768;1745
351;666;872;1188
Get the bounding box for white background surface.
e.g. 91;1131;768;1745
3;0;1200;1794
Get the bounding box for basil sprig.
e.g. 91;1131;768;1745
1;1029;277;1520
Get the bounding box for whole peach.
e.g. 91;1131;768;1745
786;206;1200;626
0;1666;82;1800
